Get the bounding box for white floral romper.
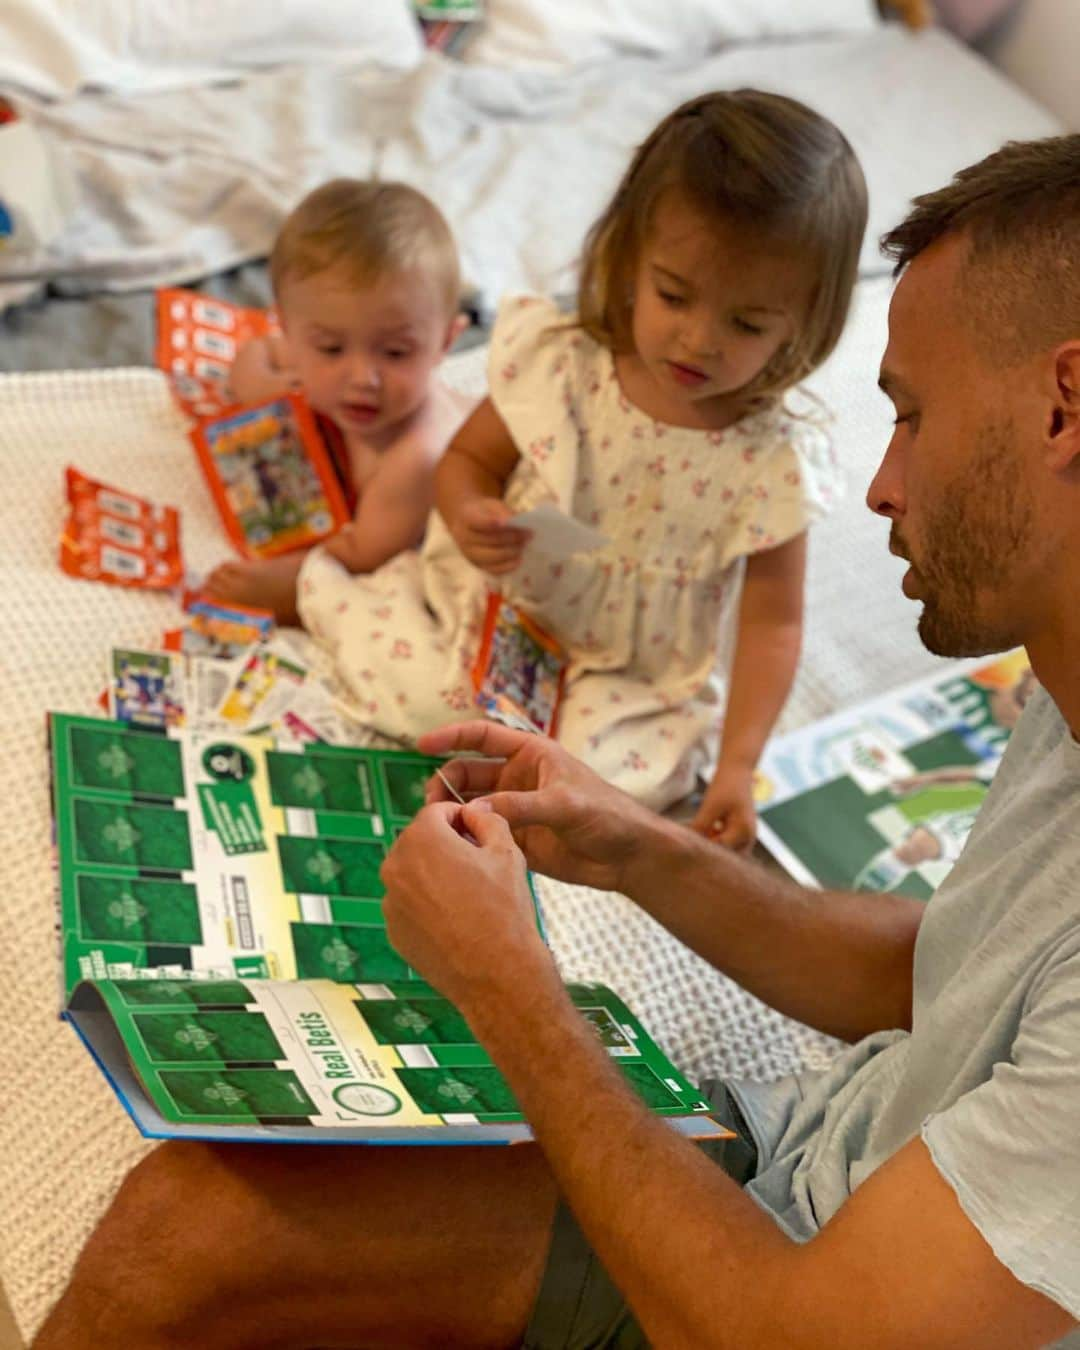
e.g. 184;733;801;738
298;295;842;809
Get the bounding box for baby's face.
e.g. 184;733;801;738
279;264;454;438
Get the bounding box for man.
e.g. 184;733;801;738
35;135;1080;1348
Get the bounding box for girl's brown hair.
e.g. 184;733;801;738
578;89;868;403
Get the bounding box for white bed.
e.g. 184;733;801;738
0;5;1065;1340
0;15;1062;312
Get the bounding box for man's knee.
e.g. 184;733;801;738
94;1144;249;1319
39;1140;558;1350
34;1143;243;1350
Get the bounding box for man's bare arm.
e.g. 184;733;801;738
473;952;1074;1350
622;816;922;1041
382;805;1073;1350
422;721;922;1043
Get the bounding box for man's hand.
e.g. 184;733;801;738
689;760;757;852
380;801;554;1009
419;720;658;893
449;497;531;575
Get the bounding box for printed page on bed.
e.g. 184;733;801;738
756;649;1032;900
65;978;721;1145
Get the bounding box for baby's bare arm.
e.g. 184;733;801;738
227;334;298;405
326;388;473;574
324;454;431;573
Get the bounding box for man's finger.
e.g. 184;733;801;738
460;801;517;848
390;800;460;846
419;720;529;760
382;802;461;883
482;788;568;833
426;758;504;803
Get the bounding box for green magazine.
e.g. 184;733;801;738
51;713;722;1146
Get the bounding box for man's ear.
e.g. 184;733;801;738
442;311;470;356
1044;341;1080;473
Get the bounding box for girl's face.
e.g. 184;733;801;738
626;195;814;425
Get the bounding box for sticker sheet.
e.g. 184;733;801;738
85;977;711;1132
50;713;453;999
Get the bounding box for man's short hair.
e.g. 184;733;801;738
881;134;1080;362
270;178;461;318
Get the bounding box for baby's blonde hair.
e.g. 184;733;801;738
270;179;461;317
579;90;868;403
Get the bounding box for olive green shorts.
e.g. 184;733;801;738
521;1081;758;1349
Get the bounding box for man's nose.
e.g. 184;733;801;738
866;434;905;520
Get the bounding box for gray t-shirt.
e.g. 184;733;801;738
732;686;1080;1336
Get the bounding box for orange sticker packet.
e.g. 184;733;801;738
156;287;280;420
60;466;183;589
163;591;276;659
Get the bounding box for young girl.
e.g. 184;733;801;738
299;90;867;849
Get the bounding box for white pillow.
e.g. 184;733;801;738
0;0;423;100
464;0;880;68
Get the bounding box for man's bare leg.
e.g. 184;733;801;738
204;553;306;626
33;1139;557;1350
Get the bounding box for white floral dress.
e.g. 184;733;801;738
298;295;842;809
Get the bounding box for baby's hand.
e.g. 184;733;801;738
451;497;532;575
689;761;757;853
227;334;299;405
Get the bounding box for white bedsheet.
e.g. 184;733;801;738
1;272;934;1338
0;26;1061;315
0;0;423;100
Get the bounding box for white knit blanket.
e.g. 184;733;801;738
0;280;944;1337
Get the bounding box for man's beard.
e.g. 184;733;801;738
896;419;1034;659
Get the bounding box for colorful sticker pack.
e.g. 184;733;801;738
471;592;567;736
60;467;183;590
163;592;276;661
189;395;350;560
156;289;352;560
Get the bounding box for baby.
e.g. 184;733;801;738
206;178;472;623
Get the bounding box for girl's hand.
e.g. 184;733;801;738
451;497;532;575
690;761;757;853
